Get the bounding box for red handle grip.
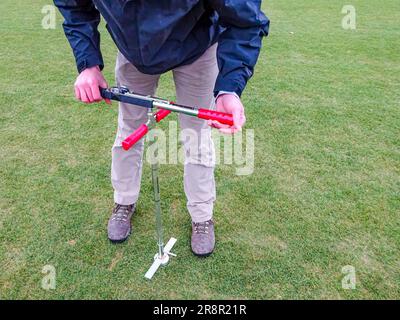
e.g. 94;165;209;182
122;109;171;151
197;109;234;126
155;109;172;122
122;124;149;151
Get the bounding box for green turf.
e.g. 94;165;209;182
0;0;399;299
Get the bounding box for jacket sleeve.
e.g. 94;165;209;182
209;0;269;97
54;0;104;73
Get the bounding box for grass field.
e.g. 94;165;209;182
0;1;399;299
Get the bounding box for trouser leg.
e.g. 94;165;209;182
172;44;219;223
112;52;161;205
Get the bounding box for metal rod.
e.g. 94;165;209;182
148;108;165;259
102;87;199;116
153;101;199;117
151;161;164;258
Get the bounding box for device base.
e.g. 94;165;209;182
144;237;177;280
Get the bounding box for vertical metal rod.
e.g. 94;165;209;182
151;161;164;258
148;108;164;259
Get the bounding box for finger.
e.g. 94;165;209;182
84;85;95;103
207;120;222;129
91;84;103;102
79;88;89;104
208;120;224;127
241;115;246;127
99;80;112;104
99;79;108;89
220;127;240;135
207;120;217;129
232;107;243;131
209;120;230;129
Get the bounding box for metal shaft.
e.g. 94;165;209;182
148;108;165;259
153;101;198;117
151;161;164;258
103;87;199;117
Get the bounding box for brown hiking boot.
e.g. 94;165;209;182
191;219;215;257
107;203;135;243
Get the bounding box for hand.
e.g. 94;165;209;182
208;93;246;134
74;66;111;104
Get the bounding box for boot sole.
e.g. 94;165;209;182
191;248;214;258
108;228;131;244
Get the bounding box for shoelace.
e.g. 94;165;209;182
194;221;210;234
112;204;132;222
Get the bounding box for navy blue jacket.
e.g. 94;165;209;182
54;0;269;97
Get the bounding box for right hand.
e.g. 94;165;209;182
74;66;111;104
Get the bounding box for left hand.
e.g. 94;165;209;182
208;94;246;134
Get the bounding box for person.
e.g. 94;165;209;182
54;0;269;257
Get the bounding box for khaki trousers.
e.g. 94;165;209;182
111;44;218;223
